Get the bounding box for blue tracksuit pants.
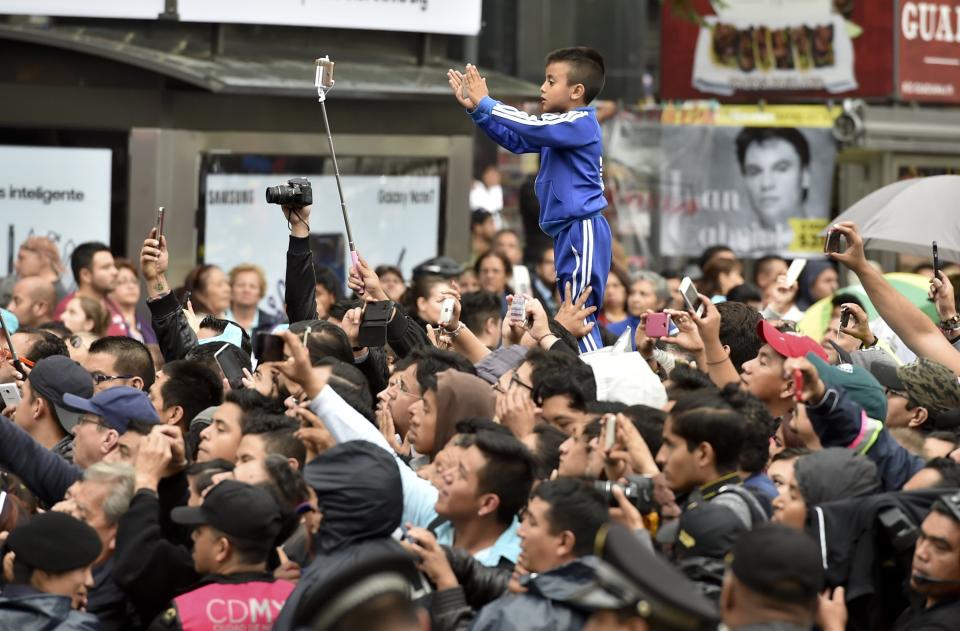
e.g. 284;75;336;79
554;214;612;353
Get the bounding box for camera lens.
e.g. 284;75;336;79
265;186;281;204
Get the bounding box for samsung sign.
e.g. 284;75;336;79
0;0;481;35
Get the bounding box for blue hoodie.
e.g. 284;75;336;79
469;96;606;237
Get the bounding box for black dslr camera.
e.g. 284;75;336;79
266;177;313;208
594;476;657;513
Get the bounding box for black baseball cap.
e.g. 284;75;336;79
730;524;825;603
7;511;102;573
412;256;464;279
28;355;94;432
171;480;282;543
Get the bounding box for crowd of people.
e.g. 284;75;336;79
1;201;960;631
1;48;959;631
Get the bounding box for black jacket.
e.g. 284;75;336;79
147;291;198;363
434;557;619;631
284;235;318;325
806;488;947;631
113;488;200;626
274;441;405;630
0;585;99;631
285;234;411;388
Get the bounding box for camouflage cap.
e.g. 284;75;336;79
898;359;960;416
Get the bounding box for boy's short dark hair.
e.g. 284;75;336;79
544;47;606;103
458;429;536;526
716;301;762;374
401;346;477;394
669;392;746;474
529;348;597;411
159;360;224;425
531;478;609;558
529;423;567;480
460;291;502;335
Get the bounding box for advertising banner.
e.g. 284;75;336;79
658;104;838;258
0;145;112;287
898;1;960;102
661;0;894;100
204;174;440;315
0;0;481;35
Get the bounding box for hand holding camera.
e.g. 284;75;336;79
827;222;868;274
838;303;875;347
930;270;958;322
140;225;170;295
266;177;313;238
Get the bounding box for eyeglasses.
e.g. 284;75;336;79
492;371;533;394
91;372;134;385
76;416;108;430
389;377;423;401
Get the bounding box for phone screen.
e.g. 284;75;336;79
253;333;286;363
824;231;843;254
155;207;165;240
214;345;245;390
604;415;616;450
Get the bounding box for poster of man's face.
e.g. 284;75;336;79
659;124;835;258
738;128;812;229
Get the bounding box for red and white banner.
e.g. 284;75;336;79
898;1;960;102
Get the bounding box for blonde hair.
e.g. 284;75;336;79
20;237;65;275
228;263;267;300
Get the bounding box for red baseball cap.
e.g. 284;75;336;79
757;320;828;361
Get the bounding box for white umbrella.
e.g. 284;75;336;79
829;175;960;261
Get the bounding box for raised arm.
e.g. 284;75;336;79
831;222;960;375
283;204;319;323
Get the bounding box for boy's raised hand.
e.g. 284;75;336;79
463;64;489;106
447;69;474;109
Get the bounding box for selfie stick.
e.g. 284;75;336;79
315;56;363;293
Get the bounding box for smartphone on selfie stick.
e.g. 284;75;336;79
315;56;364;295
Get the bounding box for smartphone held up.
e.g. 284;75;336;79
823;229;845;254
